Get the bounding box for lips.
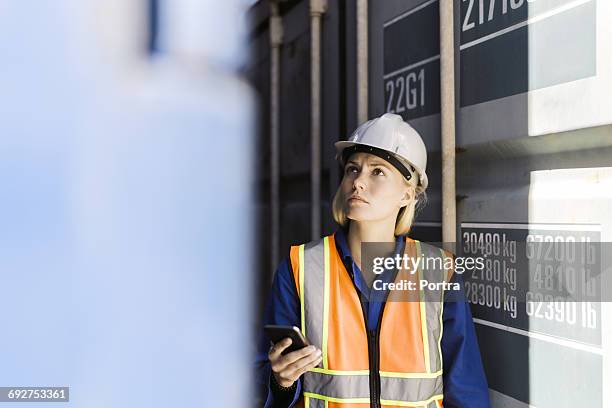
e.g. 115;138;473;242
348;195;368;204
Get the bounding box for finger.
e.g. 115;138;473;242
288;354;323;381
273;344;317;374
279;344;318;367
285;348;323;379
294;356;323;379
268;337;292;360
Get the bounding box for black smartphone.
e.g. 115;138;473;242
264;325;310;355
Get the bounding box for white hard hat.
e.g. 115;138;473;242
335;113;429;193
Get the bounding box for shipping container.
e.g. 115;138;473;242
248;0;612;406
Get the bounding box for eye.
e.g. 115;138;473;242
345;165;359;174
373;167;385;176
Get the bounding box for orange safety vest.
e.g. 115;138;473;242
289;233;454;408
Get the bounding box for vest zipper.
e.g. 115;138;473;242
372;294;390;408
368;329;380;408
358;290;389;408
346;264;381;408
356;294;379;408
342;239;404;408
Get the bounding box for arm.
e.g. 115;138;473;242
254;257;303;408
441;273;491;408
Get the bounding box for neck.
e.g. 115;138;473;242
347;219;396;272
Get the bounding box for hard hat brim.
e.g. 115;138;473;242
334;140;428;192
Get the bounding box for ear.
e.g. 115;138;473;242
399;189;412;208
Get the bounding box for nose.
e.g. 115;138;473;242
352;171;366;191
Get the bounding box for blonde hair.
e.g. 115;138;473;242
331;175;427;236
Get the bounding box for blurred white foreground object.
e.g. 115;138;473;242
0;0;254;407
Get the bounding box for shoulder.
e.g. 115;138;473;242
287;233;337;281
416;240;456;259
271;256;299;298
289;233;336;251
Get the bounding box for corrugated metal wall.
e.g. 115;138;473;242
247;0;356;316
451;0;612;405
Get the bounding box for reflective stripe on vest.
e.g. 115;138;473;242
302;393;444;408
290;234;454;407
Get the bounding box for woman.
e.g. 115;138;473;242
255;113;490;408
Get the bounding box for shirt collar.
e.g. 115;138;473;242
334;224;406;264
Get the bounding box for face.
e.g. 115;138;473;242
340;152;414;224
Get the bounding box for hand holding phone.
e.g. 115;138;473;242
265;325;322;388
264;325;310;355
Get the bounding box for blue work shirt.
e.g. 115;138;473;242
254;227;491;407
